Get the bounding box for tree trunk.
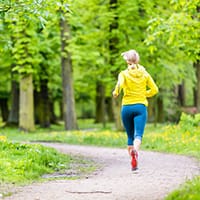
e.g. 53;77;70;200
177;81;185;106
156;96;164;123
35;79;50;128
59;100;63;120
194;61;200;112
7;79;19;125
60;17;78;130
193;88;197;108
112;97;123;131
34;91;39;124
0;98;9;122
49;100;57;124
105;97;114;122
95;82;106;126
19;74;35;131
147;98;156;122
109;0;122;130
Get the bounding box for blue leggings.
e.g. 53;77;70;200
121;104;147;146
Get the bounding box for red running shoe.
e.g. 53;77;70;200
131;150;138;171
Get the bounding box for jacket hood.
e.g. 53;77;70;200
126;64;146;78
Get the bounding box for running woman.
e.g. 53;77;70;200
112;49;158;170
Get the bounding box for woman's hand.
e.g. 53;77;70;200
112;91;118;98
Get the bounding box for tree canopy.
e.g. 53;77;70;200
0;0;199;130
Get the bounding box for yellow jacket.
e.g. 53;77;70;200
113;64;158;106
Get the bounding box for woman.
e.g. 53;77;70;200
112;49;158;170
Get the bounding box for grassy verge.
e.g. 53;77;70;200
142;124;200;159
1;122;199;159
165;176;200;200
0;139;98;197
0;141;72;184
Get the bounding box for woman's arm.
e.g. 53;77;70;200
112;72;124;98
146;74;159;97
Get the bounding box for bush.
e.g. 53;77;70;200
179;113;200;131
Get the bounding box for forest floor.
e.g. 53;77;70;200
3;143;200;200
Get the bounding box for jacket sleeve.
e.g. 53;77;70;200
113;72;125;97
146;74;159;97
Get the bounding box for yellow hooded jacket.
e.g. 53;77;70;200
113;64;158;106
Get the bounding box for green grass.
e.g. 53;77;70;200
1;121;199;159
0;117;199;199
0;141;72;184
165;176;200;200
0;139;98;197
142;124;200;159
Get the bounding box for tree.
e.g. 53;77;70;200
1;0;63;129
68;0;114;126
60;2;78;130
1;0;198;128
7;75;19;125
145;0;200;113
34;15;61;127
2;2;38;131
108;0;123;130
0;7;15;124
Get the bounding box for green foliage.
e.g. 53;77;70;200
179;113;200;131
145;0;200;61
144;0;199;121
165;176;200;200
0;67;10;98
2;1;45;75
0;0;61;87
0;141;72;184
0;0;199;127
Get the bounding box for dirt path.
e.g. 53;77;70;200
4;143;200;200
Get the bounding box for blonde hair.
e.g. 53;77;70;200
121;49;140;64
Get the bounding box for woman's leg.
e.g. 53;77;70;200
133;139;141;152
133;104;147;151
129;104;147;170
121;105;135;155
121;104;147;170
127;146;133;156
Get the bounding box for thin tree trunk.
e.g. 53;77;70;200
35;79;50;128
19;74;35;131
105;97;114;122
34;91;39;124
60;17;78;130
193;88;197;108
0;98;9;122
156;96;164;123
194;61;200;112
177;81;185;106
148;98;155;122
109;0;122;130
7;75;19;126
95;82;106;126
49;100;57;124
112;97;123;131
59;100;63;120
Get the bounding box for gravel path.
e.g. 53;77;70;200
4;143;200;200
